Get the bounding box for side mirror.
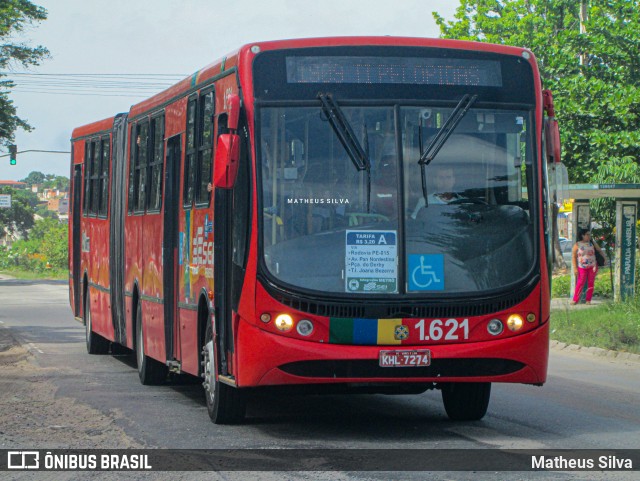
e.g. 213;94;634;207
545;118;561;164
213;133;240;189
227;94;240;131
542;89;561;164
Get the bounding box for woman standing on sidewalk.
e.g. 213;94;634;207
571;228;605;305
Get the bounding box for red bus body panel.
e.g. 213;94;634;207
70;36;550;391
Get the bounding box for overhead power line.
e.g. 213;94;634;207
0;72;189;98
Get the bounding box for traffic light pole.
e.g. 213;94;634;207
1;149;71;165
0;150;71;156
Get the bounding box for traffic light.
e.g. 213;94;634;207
9;145;17;165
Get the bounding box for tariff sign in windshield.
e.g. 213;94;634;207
345;230;398;293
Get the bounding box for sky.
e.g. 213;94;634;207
0;0;458;181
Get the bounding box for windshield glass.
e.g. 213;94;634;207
259;105;535;295
402;107;534;293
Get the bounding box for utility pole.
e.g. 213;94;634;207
579;1;588;66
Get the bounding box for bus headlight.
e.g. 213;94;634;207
296;319;314;336
260;313;271;323
507;314;524;332
274;314;294;332
487;319;504;336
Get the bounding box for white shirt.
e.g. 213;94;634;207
411;193;460;219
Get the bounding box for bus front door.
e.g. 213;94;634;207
163;135;181;362
72;164;82;316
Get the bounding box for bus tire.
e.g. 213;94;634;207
441;382;491;421
85;290;109;354
135;302;167;385
202;320;246;424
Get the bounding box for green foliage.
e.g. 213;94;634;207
42;175;69;191
591;158;640;232
41;221;67;268
0;186;35;236
34;205;58;220
0;218;68;272
551;299;640;353
0;1;49;146
29;216;59;240
433;1;640;186
20;170;45;186
552;269;613;299
20;171;69;191
552;253;640;298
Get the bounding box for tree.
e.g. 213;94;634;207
433;0;640;184
20;170;45;186
43;174;69;191
41;220;67;268
0;187;34;237
433;1;640;270
0;1;49;147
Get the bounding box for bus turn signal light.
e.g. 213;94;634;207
507;314;524;332
274;314;294;332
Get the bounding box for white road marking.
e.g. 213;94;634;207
27;342;44;354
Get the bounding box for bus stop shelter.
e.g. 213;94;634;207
563;183;639;301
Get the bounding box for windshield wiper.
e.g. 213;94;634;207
318;92;372;210
418;94;477;206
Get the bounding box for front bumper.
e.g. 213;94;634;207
236;318;549;387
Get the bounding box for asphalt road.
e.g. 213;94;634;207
0;280;639;480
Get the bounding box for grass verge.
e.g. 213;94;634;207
0;268;67;281
550;300;640;354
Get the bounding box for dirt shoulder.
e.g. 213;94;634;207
0;327;142;450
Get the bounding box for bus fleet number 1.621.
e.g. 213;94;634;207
415;318;469;341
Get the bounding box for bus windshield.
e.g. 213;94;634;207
259;104;536;295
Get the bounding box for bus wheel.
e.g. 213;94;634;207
135;302;167;385
202;320;246;424
441;382;491;421
85;291;109;354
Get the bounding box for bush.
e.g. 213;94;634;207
552;268;613;299
0;219;68;273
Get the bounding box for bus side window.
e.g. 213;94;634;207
127;124;136;214
134;121;149;213
232;124;250;269
148;115;165;212
99;136;110;217
196;91;215;205
83;141;91;216
183;97;197;207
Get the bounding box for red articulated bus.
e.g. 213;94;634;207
69;37;561;424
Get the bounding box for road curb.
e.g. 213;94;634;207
0;325;18;352
550;340;640;363
0;279;67;286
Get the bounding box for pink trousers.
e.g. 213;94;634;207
573;267;597;302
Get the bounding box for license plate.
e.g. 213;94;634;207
379;349;431;367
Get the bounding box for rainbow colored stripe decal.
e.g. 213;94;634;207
329;318;406;345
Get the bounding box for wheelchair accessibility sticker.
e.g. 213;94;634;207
408;254;444;291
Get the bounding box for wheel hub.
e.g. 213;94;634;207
202;340;215;404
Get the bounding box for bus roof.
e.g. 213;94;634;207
71;116;117;140
111;37;537;124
